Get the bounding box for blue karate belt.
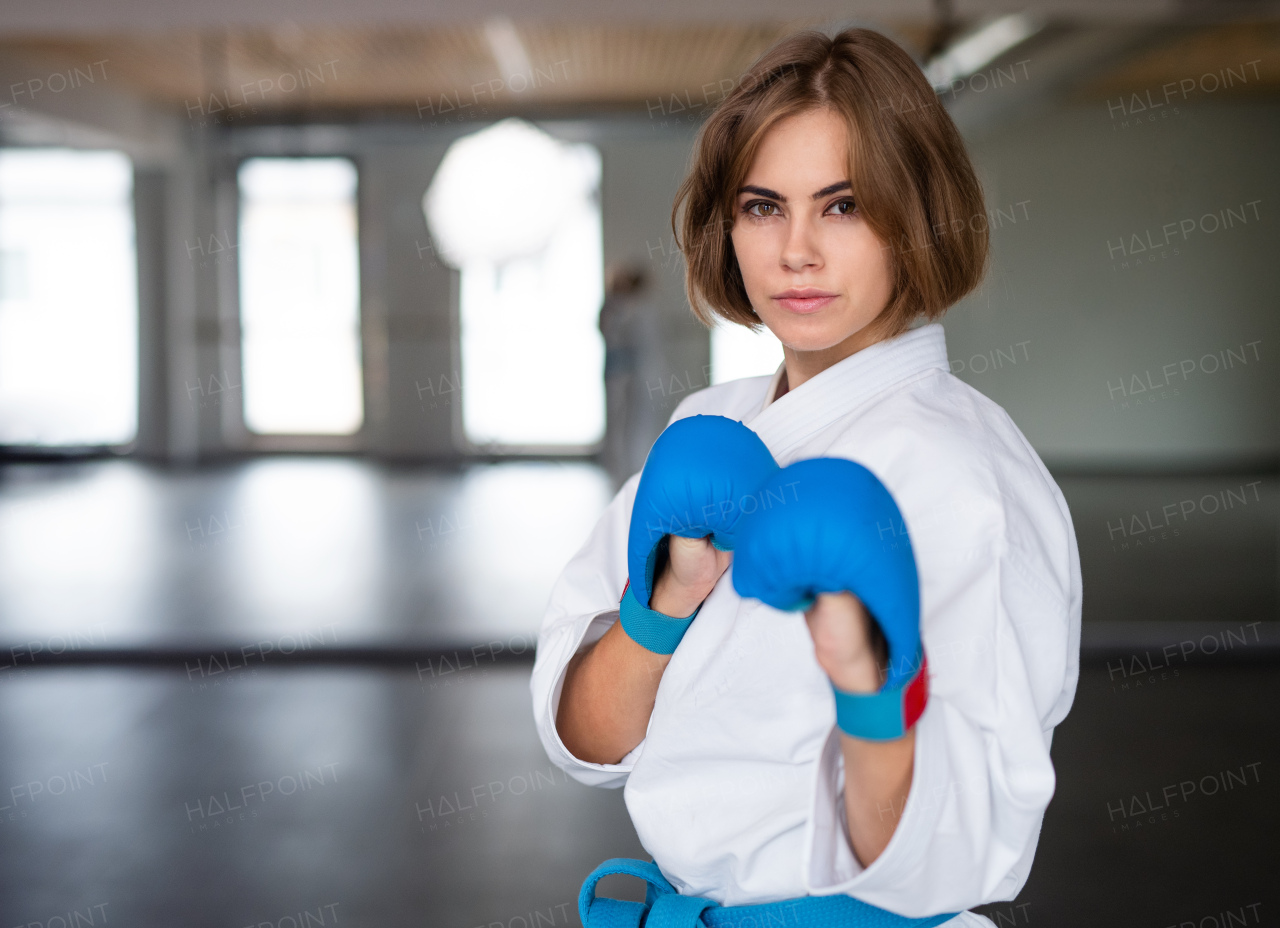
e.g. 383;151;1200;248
579;858;959;928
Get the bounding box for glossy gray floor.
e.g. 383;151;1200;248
0;665;645;928
0;459;1275;927
0;662;1275;928
0;459;614;649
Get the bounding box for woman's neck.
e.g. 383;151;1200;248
780;319;892;395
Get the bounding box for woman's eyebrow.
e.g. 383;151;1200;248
737;181;852;202
739;184;784;201
811;181;852;199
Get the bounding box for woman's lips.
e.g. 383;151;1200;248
774;294;836;314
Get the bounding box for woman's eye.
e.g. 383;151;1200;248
828;198;857;216
745;201;778;218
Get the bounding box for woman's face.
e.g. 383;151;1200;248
730;107;894;356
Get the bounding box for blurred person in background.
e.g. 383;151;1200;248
598;263;662;486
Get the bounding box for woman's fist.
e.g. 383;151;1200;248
619;414;777;654
650;535;734;619
804;592;888;694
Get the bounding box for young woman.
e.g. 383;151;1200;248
531;27;1081;926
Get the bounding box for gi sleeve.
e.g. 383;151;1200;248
800;468;1082;915
530;471;645;788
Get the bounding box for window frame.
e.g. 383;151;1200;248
220;152;373;454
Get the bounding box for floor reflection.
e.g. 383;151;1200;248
0;662;1275;926
0;459;1275;925
0;458;614;647
0;666;644;927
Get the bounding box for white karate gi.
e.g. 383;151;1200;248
530;323;1081;925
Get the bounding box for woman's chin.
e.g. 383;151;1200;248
770;323;859;355
766;311;885;355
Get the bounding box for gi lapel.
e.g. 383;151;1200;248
744;324;950;463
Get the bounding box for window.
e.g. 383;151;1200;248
0;148;137;447
424;119;604;448
710;321;784;385
238;157;363;436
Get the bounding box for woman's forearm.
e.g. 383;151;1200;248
840;725;916;867
807;592;916;868
555;563;709;765
556;619;671;764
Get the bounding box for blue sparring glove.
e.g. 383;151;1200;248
620;415;779;654
732;458;929;740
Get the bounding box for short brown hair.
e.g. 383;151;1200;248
672;28;989;336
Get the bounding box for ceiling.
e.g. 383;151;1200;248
0;18;1275;120
1073;20;1280;100
0;0;1214;35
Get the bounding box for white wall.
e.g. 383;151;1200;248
944;101;1280;469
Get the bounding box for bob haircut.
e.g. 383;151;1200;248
672;28;989;337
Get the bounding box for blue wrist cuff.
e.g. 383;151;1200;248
831;650;929;741
618;582;700;654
